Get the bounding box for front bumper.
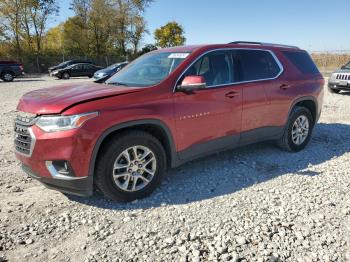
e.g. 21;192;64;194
328;77;350;90
22;164;93;196
15;124;97;197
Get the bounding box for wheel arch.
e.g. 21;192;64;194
88;119;179;178
288;96;318;124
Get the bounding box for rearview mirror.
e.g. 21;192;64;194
177;75;206;91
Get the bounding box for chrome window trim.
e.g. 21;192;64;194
173;48;284;92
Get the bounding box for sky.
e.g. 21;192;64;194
51;0;350;52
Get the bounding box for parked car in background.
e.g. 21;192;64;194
15;42;324;201
0;60;24;82
48;59;93;75
51;63;103;79
93;62;129;83
328;60;350;94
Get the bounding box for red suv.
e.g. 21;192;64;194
15;42;324;201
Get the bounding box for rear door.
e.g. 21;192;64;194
173;50;242;159
232;49;283;143
84;64;95;76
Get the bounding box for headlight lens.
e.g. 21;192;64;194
36;112;98;132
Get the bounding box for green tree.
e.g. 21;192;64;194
154;21;186;48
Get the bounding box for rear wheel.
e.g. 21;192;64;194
277;106;314;152
328;87;340;94
95;131;166;201
1;71;14;82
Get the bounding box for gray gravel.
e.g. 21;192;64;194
0;76;349;261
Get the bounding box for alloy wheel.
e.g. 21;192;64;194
291;115;309;145
3;73;13;81
112;146;156;192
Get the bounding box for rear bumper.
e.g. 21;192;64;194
22;164;93;197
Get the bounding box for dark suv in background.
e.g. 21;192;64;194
0;61;24;82
328;60;350;93
15;42;324;201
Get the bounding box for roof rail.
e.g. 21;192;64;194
229;41;299;49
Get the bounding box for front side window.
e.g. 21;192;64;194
107;52;190;87
234;50;281;81
181;51;234;87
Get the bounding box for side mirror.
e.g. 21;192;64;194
177;75;206;91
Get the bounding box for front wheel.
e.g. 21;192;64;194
277;106;314;152
95;131;167;201
62;72;70;79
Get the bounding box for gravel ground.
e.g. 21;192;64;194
0;76;349;262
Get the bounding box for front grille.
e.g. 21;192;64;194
14;113;37;156
336;74;350;80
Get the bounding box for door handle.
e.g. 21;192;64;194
280;84;290;90
225;91;239;98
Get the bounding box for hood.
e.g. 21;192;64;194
333;68;350;74
17;82;144;115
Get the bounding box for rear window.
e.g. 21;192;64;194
282;51;319;74
233;50;281;82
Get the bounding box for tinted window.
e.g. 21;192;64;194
343;61;350;70
182;51;234;87
282;51;319;74
84;64;93;69
234;50;281;81
72;65;83;70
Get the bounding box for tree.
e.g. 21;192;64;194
154;21;185;48
139;43;157;55
0;0;24;58
22;0;59;56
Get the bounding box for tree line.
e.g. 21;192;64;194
0;0;186;72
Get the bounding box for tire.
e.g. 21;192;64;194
328;87;340;94
62;72;70;79
277;106;314;152
1;71;14;82
95;131;167;202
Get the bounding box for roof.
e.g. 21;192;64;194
156;42;301;53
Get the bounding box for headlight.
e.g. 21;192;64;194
35;112;98;132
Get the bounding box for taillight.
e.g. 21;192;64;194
19;64;24;71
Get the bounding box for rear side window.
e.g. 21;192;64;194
233;50;281;82
282;51;319;74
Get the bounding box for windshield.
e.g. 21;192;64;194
57;61;69;67
106;52;190;87
106;63;122;70
344;61;350;69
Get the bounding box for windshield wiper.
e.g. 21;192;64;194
107;82;129;86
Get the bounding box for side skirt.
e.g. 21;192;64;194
176;126;284;165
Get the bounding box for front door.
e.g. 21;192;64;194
173;50;242;160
